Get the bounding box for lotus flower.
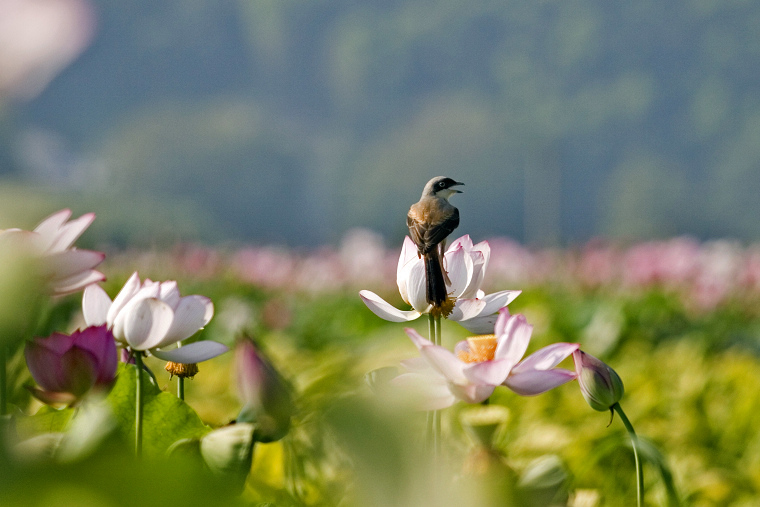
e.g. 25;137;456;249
82;272;227;363
360;235;520;333
0;209;105;296
24;325;117;405
392;309;579;410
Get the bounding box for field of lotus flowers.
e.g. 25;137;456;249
2;213;760;506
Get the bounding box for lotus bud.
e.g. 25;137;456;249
573;350;624;412
24;325;117;406
235;337;294;443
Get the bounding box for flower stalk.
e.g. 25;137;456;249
0;345;7;416
613;403;643;507
134;351;144;457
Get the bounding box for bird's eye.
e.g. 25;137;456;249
438;181;446;188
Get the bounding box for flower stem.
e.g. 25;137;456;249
178;376;185;400
426;313;443;461
0;345;7;416
613;403;643;507
134;351;144;457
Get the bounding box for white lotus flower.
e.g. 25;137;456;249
360;235;520;333
82;272;227;363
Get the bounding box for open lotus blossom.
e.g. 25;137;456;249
24;325;117;406
392;309;579;410
0;209;105;296
360;235;521;333
82;272;227;363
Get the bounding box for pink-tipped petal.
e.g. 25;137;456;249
457;250;484;299
504;368;577;396
493;314;533;367
420;344;468;385
493;307;511;337
462;357;514;386
120;298;174;351
512;342;580;374
152;340;228;363
44;249;104;279
47;212;95;252
163;295;214;344
359;290;421;322
52;269;106;296
83;284;111;326
404;327;434;350
32;209;72;250
449;383;495;404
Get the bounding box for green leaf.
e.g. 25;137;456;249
106;363;211;456
15;405;75;440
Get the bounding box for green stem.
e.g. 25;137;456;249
178;376;185;400
0;345;7;416
613;403;643;507
134;352;144;457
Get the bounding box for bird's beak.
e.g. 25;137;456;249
453;181;464;193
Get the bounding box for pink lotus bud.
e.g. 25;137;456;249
235;337;293;442
24;325;117;405
573;350;625;411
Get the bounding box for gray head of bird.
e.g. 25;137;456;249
422;176;464;200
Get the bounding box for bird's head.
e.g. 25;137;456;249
422;176;464;200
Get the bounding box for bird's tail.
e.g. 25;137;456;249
425;249;447;307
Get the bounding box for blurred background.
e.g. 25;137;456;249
1;0;759;248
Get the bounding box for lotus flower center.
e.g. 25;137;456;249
457;335;497;363
430;296;456;318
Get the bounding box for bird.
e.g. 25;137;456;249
407;176;464;308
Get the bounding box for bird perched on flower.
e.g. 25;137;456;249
407;176;464;308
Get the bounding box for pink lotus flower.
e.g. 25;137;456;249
24;325;117;405
360;235;521;334
0;209;105;296
82;272;227;363
392;309;579;410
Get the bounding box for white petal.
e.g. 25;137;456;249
478;290;522;315
444;244;471;298
359;290;421;322
449;383;495;404
390;372;457;411
405;260;429;312
83;284;112;326
152;341;228;363
107;272;142;327
121;298;174;351
159;280;181;308
456;314;499;334
163;295;214;343
449;298;487;321
457;250;484;299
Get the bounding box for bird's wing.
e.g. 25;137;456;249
423;208;459;251
407;212;427;253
